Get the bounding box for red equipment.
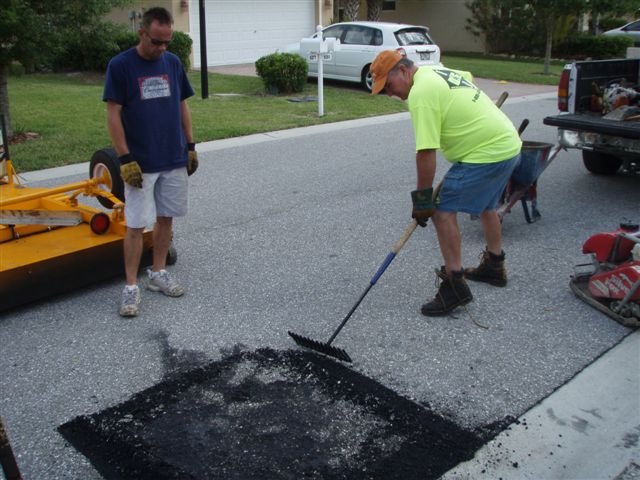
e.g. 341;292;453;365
570;222;640;327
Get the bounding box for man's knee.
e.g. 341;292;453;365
126;226;145;238
432;210;455;227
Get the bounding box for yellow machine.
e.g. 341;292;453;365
0;119;162;311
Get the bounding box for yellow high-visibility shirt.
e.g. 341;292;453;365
408;66;522;163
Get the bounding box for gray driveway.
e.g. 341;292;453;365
1;88;638;478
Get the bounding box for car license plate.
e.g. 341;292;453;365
419;52;430;60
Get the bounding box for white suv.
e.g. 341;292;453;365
283;21;441;92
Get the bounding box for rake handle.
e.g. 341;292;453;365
371;219;418;284
326;219;418;346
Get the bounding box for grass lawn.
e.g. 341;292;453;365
5;54;562;172
7;71;406;172
442;53;565;84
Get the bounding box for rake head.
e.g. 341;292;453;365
287;331;352;363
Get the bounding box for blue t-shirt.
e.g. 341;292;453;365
103;48;195;173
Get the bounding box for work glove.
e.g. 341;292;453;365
187;143;198;176
411;187;436;227
119;154;143;188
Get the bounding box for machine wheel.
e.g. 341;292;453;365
361;64;373;92
89;148;125;209
582;150;622;175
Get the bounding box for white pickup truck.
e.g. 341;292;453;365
543;58;640;175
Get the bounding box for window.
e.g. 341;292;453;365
343;26;375;45
624;21;640;32
382;0;396;11
395;28;434;46
322;25;345;40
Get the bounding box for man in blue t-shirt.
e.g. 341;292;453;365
103;7;197;317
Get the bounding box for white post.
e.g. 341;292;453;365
318;55;324;117
316;25;324;117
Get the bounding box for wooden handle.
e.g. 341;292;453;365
391;219;418;254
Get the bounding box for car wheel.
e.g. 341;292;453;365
89;148;125;209
582;150;622;175
362;65;373;92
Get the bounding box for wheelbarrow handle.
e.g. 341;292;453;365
496;91;509;109
518;119;530;136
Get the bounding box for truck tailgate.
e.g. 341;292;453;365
544;114;640;140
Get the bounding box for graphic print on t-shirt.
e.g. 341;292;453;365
138;75;171;100
434;69;475;90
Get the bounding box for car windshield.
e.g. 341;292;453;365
624;20;640;31
395;28;433;46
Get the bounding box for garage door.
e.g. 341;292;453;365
189;0;316;67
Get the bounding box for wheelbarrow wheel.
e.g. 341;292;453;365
167;244;178;265
89;148;125;209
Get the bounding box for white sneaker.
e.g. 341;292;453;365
119;285;141;317
147;269;185;297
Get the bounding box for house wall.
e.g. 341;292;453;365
105;0;190;34
107;1;334;66
107;1;332;35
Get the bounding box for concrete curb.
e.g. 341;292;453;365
18;92;555;184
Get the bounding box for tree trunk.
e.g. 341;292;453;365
544;20;553;75
367;0;382;21
0;65;12;139
344;0;360;21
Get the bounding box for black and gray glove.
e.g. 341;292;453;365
411;187;436;227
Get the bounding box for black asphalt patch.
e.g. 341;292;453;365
58;348;501;480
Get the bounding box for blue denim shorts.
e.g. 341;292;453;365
436;154;521;216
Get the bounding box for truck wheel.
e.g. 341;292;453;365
582;151;622;175
90;148;125;209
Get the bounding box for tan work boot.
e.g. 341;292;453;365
464;248;507;287
421;268;473;316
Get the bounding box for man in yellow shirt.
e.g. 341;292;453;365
370;50;522;316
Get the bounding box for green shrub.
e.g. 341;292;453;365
255;53;308;94
555;33;633;60
54;21;133;71
51;24;191;72
9;62;25;76
114;31;139;53
168;31;193;71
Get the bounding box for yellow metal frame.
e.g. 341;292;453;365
0;158;153;311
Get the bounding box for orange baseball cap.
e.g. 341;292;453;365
370;50;404;95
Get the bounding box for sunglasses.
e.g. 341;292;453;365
145;31;172;46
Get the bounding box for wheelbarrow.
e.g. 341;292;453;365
497;140;563;223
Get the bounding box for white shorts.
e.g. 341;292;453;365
124;167;188;229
